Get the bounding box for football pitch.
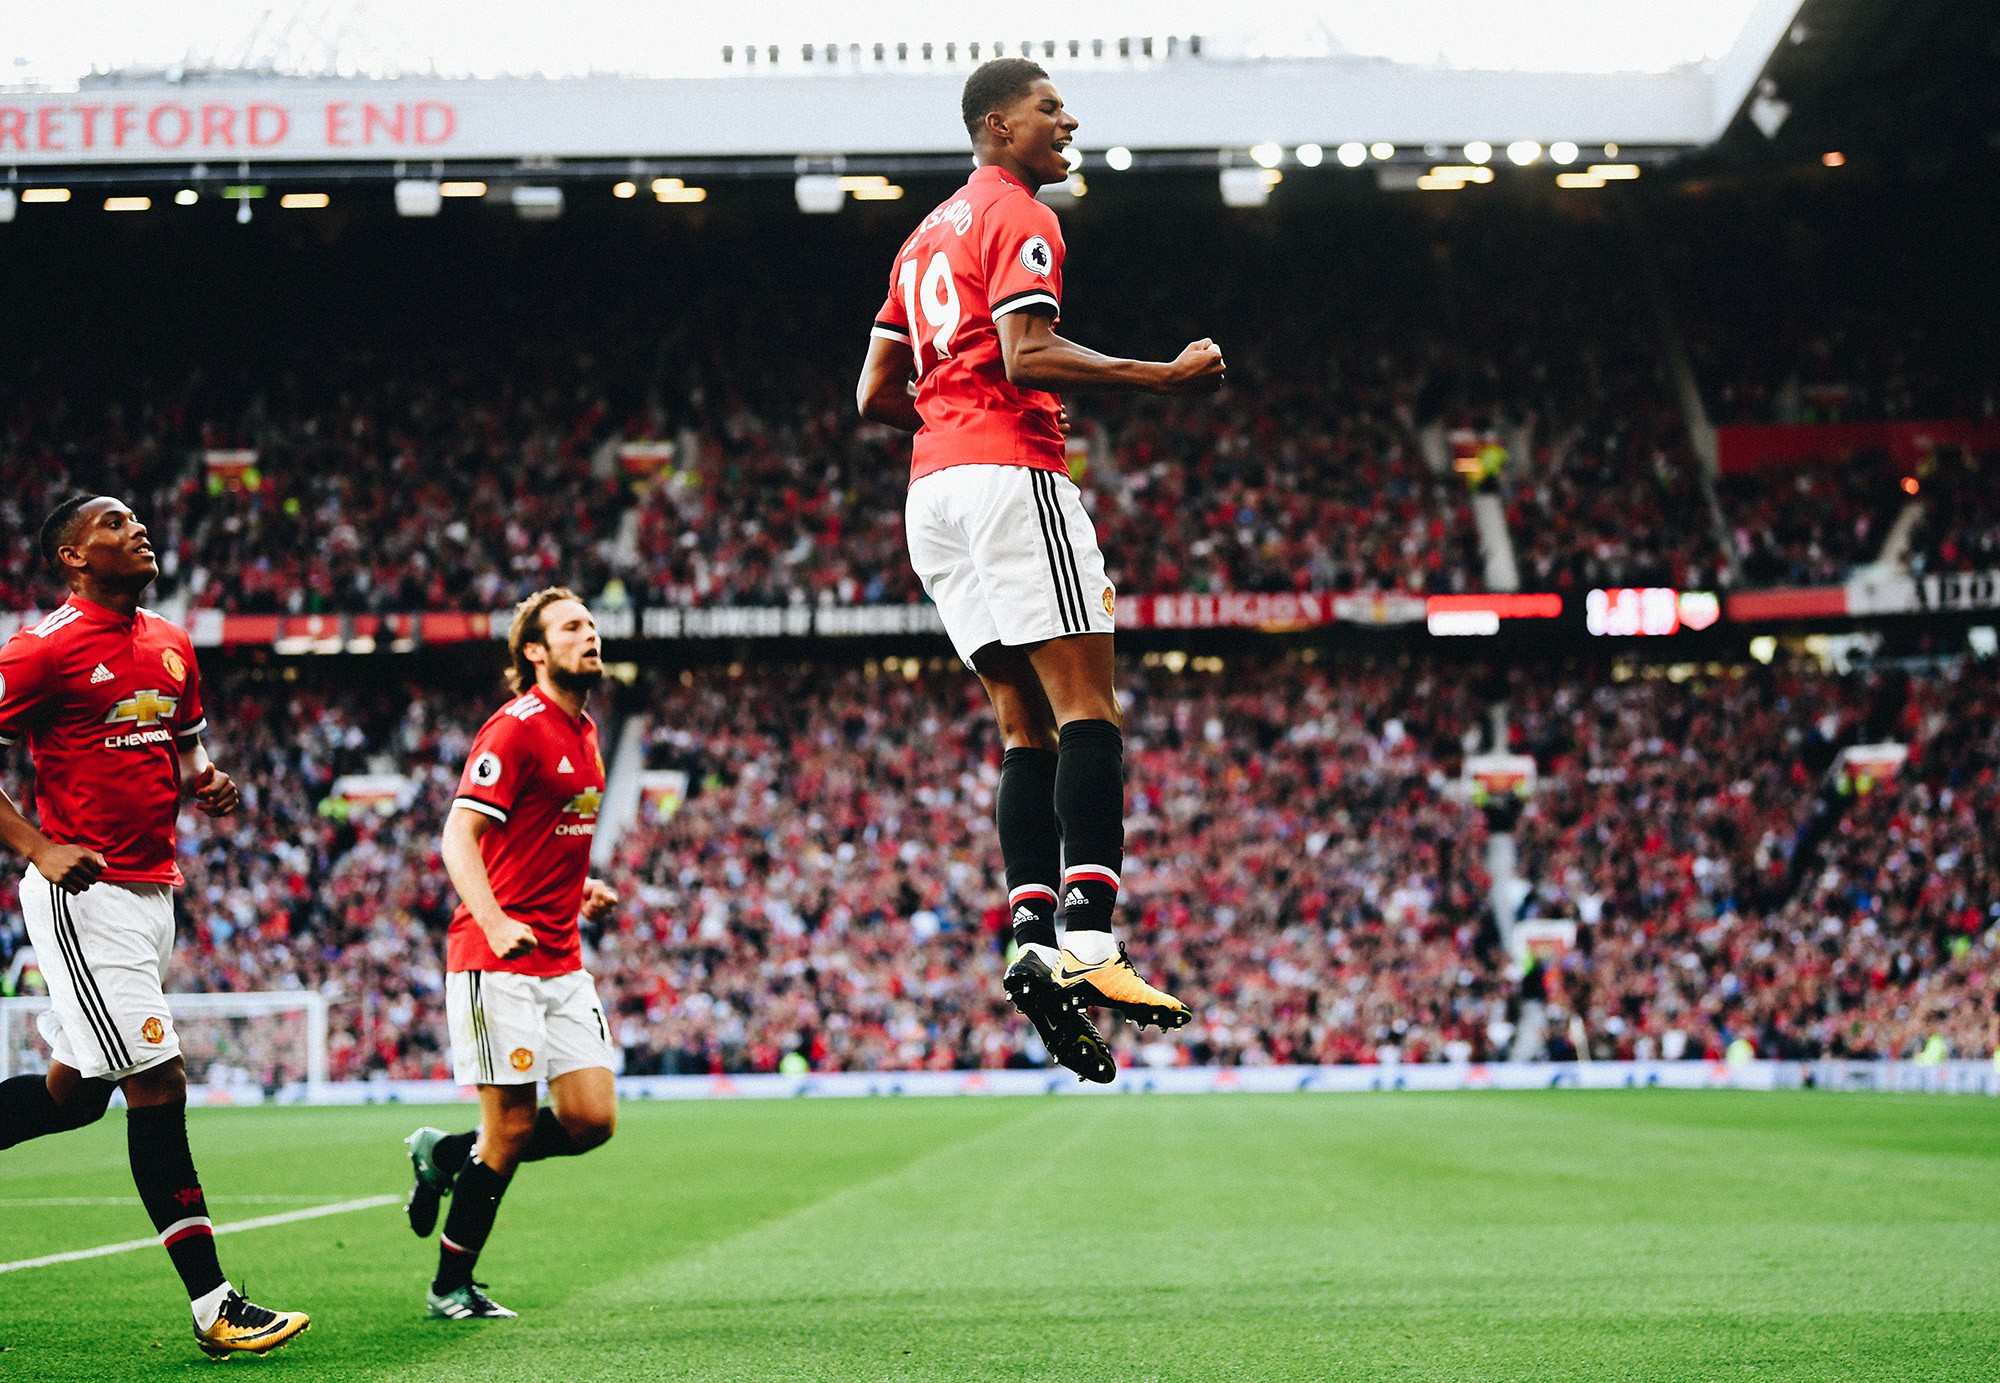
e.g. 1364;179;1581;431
1;1090;1994;1381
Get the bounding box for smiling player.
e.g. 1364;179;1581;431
0;495;309;1358
855;60;1226;1081
402;586;621;1321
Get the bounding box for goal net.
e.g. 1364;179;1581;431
0;991;330;1094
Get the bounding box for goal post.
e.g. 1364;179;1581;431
0;991;330;1092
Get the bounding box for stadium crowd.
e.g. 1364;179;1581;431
3;651;1990;1083
24;193;1958;620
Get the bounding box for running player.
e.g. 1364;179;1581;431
855;60;1226;1081
402;586;620;1321
0;495;310;1358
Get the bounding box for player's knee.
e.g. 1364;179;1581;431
565;1107;615;1151
121;1058;187;1108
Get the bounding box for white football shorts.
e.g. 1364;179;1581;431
905;463;1116;670
446;968;614;1086
20;865;179;1082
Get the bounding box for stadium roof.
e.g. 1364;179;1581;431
1;1;1807;167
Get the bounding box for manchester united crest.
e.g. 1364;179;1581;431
162;648;185;682
1102;586;1116;619
509;1047;535;1072
140;1016;166;1045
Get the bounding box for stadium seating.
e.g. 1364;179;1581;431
5;654;1988;1079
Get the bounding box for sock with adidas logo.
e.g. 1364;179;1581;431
1054;719;1124;948
998;747;1061;952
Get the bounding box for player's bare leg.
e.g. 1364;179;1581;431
409;1063;616;1236
977;643;1116;1081
1026;633;1190;1032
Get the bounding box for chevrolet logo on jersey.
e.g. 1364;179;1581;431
554;785;603;836
102;688;178;748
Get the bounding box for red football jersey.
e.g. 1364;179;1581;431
873;165;1067;481
0;596;206;886
446;688;604;977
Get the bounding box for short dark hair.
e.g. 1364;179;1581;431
961;58;1048;139
506;586;584;693
39;494;98;574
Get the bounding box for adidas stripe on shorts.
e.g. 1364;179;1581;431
445;968;615;1086
20;865;180;1081
905;463;1116;670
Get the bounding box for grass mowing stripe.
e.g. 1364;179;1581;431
0;1195;400;1275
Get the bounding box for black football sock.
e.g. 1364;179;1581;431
517;1108;587;1162
127;1101;227;1302
0;1074;100;1149
434;1154;512;1293
998;746;1061;951
1055;719;1125;937
432;1129;476;1179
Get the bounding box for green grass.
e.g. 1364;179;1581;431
1;1091;1995;1380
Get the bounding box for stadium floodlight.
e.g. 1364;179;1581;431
850;184;905;201
1506;141;1541;166
104;195;151;212
1323;143;1358;168
1062;146;1083;173
1249;142;1284;169
1821;151;1845;168
175;188;199;206
0;190;13;223
1549;141;1580;165
1370;142;1394;160
1462;141;1492;165
653;178;707;203
1219;166;1278;208
1429;165;1494;184
280;192;331;209
511;185;564;220
439;181;487;198
795;174;846;214
21;188;70;203
1291;143;1322;167
613;180;637;198
1104;146;1133;171
1588;163;1641;180
1555;172;1607;189
394;180;443;217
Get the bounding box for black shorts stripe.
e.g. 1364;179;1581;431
1047;472;1090;627
1028;471;1081;634
471;973;494;1083
51;884;131;1070
1034;470;1089;633
52;884;127;1069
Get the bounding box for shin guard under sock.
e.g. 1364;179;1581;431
1055;719;1125;936
127;1101;227;1301
998;746;1061;951
435;1154;512;1292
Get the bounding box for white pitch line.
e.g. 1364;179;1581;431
0;1195;399;1275
0;1195;349;1207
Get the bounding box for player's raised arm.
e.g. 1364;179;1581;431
998;312;1226;395
856;334;923;432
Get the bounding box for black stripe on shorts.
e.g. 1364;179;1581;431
51;883;132;1070
1032;470;1088;633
